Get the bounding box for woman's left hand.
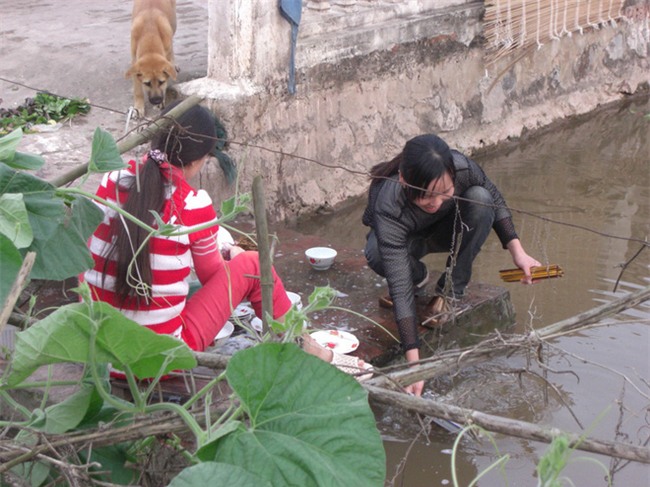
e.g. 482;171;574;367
514;254;542;284
507;239;541;284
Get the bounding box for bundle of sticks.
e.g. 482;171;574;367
499;264;564;282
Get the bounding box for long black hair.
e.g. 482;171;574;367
369;134;455;201
109;102;217;303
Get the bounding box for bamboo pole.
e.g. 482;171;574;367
49;95;202;187
252;175;274;334
366;385;650;464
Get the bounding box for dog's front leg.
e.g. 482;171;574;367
132;77;146;118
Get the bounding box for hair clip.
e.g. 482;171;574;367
147;149;167;165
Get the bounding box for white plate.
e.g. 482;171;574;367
286;291;303;310
250;317;263;332
310;329;359;354
216;320;235;340
232;303;254;320
250;317;308;333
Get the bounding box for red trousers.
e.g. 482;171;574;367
180;251;291;351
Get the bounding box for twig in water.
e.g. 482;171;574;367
613;242;647;293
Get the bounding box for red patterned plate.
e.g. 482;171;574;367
310;329;359;354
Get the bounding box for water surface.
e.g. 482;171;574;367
290;97;650;486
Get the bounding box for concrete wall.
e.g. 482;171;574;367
179;0;650;221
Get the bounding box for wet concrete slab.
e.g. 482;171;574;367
255;224;516;367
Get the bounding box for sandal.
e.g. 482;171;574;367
421;295;452;327
378;294;393;309
330;351;374;382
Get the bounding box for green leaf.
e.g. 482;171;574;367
11;461;50;487
5;151;45;171
0;128;22;161
0;234;22;306
0;163;62;242
219;193;251;222
197;343;385;487
5;300;197;387
80;444;139;485
0;161;55;195
305;286;338;312
22;192;65;240
220;195;236;216
26;193;102;280
169;462;271;487
0;193;33;248
0;163;100;280
20;380;101;435
88;128;126;173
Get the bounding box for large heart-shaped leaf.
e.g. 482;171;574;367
0;161;54;196
197;343;385;487
5;301;197;387
6;151;45;171
0;163;103;280
0;163;64;243
169;462;271;487
88;128;126;173
26;193;102;279
0;128;22;161
0;193;33;248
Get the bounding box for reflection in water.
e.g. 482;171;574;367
292;97;649;486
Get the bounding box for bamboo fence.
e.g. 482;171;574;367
484;0;629;63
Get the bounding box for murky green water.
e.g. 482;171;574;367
291;97;650;486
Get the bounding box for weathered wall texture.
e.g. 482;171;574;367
179;1;649;221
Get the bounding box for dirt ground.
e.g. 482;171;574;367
0;0;209;182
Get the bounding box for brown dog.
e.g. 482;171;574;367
126;0;177;117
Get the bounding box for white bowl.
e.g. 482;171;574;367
286;291;303;310
305;247;337;271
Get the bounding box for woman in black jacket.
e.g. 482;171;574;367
362;134;540;396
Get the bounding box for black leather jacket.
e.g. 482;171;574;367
362;150;518;349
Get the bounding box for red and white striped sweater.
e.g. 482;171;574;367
83;159;219;338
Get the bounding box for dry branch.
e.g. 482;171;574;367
366;385;650;464
369;285;650;388
49;95;202;187
2;283;647;470
0;408;219;470
0;252;36;335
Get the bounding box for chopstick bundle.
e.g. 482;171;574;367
499;264;564;282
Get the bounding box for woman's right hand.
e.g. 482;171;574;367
404;348;424;396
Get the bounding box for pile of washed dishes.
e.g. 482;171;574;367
218;291;305;339
217;290;363;366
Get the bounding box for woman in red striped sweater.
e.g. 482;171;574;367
83;103;292;350
82;103;371;379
